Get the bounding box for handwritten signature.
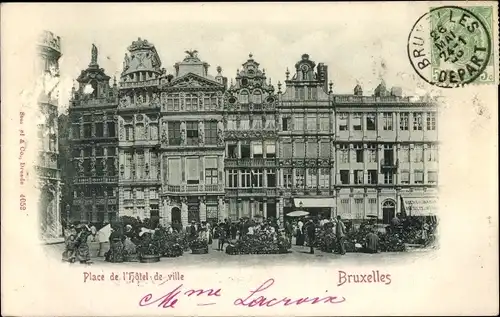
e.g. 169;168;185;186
139;278;345;308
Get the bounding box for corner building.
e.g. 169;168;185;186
69;45;119;224
159;50;227;227
223;54;280;221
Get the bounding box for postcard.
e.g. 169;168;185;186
1;2;498;316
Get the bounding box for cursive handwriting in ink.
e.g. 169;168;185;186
139;284;222;308
234;278;346;307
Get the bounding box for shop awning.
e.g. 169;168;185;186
401;197;438;216
294;198;335;208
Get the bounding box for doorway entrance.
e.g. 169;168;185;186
171;207;181;224
382;200;396;224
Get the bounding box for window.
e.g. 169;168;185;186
307;141;318;158
124;189;132;200
428;171;438;184
366;113;376;130
150;153;158;179
354;198;364;219
282;117;291;131
72;148;81;158
354;170;364;184
107;147;116;156
167;95;180;111
168;158;181;185
384;171;394;184
414;144;423;162
319;168;329;189
204;121;217;145
205;168;218;185
72;125;81;139
368;198;377;216
294;114;304;131
428;144;438;162
252;169;263;187
295;87;305;100
124;151;132;179
253;117;263;130
253;142;263;158
400;113;409;130
126;125;134;141
295;141;305;158
206;205;218;224
136;151;145;179
228;169;238;187
401;170;410;184
107;122;115;137
384;144;394;165
319;114;329;132
95;123;104;137
367;144;377;162
84;148;92;157
186;122;199;146
96;159;104;176
227;144;237;158
186;157;200;184
340;170;349;185
241;169;251;187
84;124;91;138
135;123;145;140
204;94;217;111
239;116;250;130
226;116;237;130
150;124;158;140
106;158;115;176
168;122;181;145
95;147;104;157
339;145;349;163
319;140;330;158
253;91;262;104
413;113;423;130
106;186;115;197
414;170;424;184
306;168;317;189
265;142;276;158
185;94;198;111
426;112;436;130
265;115;275;130
239;91;249;104
295;169;305;188
401;145;410;162
283;168;292;188
136;189;145;200
368;170;377;184
266;169;276;187
354;143;363;163
382;113;393;131
282;142;292;158
338;113;348;131
352;113;362;130
307;114;316;131
241;144;250;158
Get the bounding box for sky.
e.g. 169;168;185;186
4;3;446;112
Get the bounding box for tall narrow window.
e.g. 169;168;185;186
136;151;145;179
124;151;132;179
168;158;181;185
295;141;305;158
367;144;377;162
265;115;275;130
320;140;330;158
239;115;250;130
340;170;349;184
252;169;263;187
239;91;249;104
241;169;251;188
295;169;305;188
294;114;304;131
384;171;394;184
253;117;263;130
283;168;292;188
354;143;363;163
185;94;198;111
307;114;316;131
95;122;104;137
400;113;409;130
150;152;158;179
168;122;181;145
368;170;377;184
401;145;410;162
354;170;364;184
428;171;438;184
338;113;348;131
253;91;262;104
186;121;199;145
266;169;276;187
401;170;410;184
413;113;423;130
307;141;318;158
426;112;436;130
414;144;424;162
319;114;329;132
228;169;238;187
253;142;263;158
186;157;200;185
265;142;276;158
135;123;145;140
319;168;329;189
282;141;292;158
306;168;317;189
204;121;217;145
126;125;133;141
339;144;349;163
383;113;393;130
352;113;362;130
414;170;424;184
366;113;376;130
226;115;237;130
150;124;158;140
428;144;438;162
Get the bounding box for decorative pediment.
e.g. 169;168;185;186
163;73;223;90
77;67;111;83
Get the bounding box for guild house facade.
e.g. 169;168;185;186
69;45;119;224
36;31;63;239
67;38;438;227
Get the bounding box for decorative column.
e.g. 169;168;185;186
250;198;255;218
180;197;188;227
263;199;268;218
378;144;384;184
278;197;284;225
199;197;207;222
162;197;171;226
218;197;225;222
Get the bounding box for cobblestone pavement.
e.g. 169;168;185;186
44;240;432;267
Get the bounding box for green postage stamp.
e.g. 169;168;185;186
408;6;494;87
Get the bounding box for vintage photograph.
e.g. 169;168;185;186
2;3;498;316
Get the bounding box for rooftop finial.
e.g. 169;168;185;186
249;53;253;59
91;44;98;65
329;81;333;94
278;81;282;93
285;68;290;80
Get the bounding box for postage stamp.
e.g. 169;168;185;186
408;6;494;88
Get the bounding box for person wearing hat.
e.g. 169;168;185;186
75;224;92;264
305;218;316;254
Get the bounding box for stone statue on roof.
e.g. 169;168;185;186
91;44;98;65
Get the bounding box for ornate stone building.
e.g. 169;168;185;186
36;31;63;239
333;83;438;223
223;54;280;221
69;45;119;223
277;54;334;222
117;38;163;225
159;50;227;226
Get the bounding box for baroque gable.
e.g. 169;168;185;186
161;73;224;91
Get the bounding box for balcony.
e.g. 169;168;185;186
224;158;277;167
164;183;224;194
74;176;118;184
224;187;278;196
380;158;399;170
119;79;159;89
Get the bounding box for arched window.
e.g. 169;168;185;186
239;91;249;104
382;200;396;224
252;91;262;104
90;80;98;98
